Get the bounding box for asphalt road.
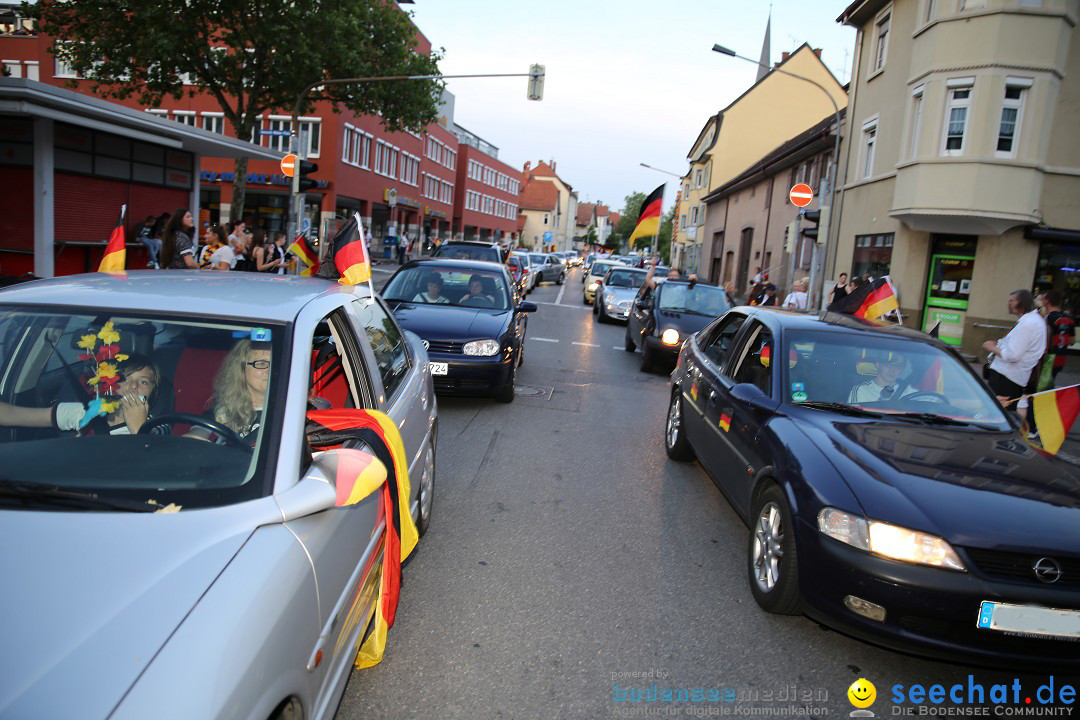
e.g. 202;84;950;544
339;266;1075;719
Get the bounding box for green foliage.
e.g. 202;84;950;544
656;205;675;264
582;224;599;247
615;191;646;248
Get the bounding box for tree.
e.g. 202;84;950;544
31;0;442;223
613;191;645;253
656;206;675;264
582;224;598;248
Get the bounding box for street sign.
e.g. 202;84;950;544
387;188;398;207
281;153;297;177
261;129;293;137
789;183;813;207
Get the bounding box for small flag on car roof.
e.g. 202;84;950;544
98;205;127;274
832;276;899;320
317;212;370;286
288;233;320;277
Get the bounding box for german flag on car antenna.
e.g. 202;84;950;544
98;205;127;274
288;233;320;277
629;184;664;245
317;212;370;285
832;276;899;320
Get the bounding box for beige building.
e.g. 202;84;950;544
832;0;1080;357
679;44;849;274
518;172;558;252
701;111;846;297
521;161;578;252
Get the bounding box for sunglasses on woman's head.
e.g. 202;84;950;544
246;359;271;369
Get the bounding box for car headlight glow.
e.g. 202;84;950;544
817;508;965;571
661;328;680;346
463;339;501;356
587;281;599;291
604;292;615;304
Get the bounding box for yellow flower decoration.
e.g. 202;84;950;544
115;354;129;362
100;400;120;414
90;361;118;385
77;334;97;351
97;321;120;345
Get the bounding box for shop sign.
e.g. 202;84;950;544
384;188;420;209
924;308;965;346
200;170;328;189
424;206;447;219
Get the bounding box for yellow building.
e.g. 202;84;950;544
832;0;1080;357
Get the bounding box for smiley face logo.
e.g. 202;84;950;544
848;678;876;709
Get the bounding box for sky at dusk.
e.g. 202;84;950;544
409;0;857;216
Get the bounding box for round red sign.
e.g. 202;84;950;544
789;183;813;208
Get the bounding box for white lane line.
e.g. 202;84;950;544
613;346;624;350
531;337;560;343
534;301;590;309
572;341;599;347
555;282;566;305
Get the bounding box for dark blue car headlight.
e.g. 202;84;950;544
463;339;500;357
817;508;966;572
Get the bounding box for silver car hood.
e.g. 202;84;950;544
603;286;640;302
0;500;280;719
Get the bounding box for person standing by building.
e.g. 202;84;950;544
981;289;1047;408
828;272;849;307
1041;290;1075;384
782;280;808;309
159;208;197;269
132;215;161;268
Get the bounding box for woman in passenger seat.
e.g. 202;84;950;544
191;339;271;446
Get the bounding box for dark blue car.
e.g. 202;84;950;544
626;279;732;372
381;259;536;403
666;306;1080;668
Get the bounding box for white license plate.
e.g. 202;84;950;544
977;600;1080;640
429;362;448;376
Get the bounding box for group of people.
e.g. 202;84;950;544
132;211;293;274
982;288;1075;437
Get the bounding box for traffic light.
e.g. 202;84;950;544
527;64;545;101
298;159;319;192
801;207;830;246
785;220;798;254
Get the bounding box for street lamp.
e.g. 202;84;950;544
639;162;683;179
711;43;842;310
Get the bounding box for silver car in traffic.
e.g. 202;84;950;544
594;266;648;323
0;272;437;720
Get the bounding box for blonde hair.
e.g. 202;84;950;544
209;339;267;433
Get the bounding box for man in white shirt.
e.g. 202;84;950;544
782;281;808;310
848;352;915;403
982;289;1046;402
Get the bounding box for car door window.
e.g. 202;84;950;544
730;322;774;395
699;314;746;371
310;308;376;411
351;297;411;402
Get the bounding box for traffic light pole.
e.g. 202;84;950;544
287;68;545;242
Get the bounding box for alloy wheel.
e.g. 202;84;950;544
752;502;784;593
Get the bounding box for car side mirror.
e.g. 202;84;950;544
730;382;774;412
276;448;387;522
517;301;538;313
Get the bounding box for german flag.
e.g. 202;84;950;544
288;233;320;277
305;408;419;668
317;213;370;285
1032;384;1080;455
98;205;127;273
629;184;664;245
833;276;899;320
915;358;945;394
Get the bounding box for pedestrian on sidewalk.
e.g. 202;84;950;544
160;208;197;269
981;289;1046;427
1041;290;1075;384
782;280;808;309
828;272;849;307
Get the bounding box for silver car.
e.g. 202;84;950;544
594;266;647;323
0;272;437;720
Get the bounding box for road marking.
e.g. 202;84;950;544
555;282;566;305
613;346;624;350
531;337;559;343
572;341;599;347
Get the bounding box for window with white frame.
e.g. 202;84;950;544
543;213;549;226
146;109;168;119
301;119;321;158
680;214;687;229
872;7;891;73
959;0;986;9
697;204;706;226
202;113;224;134
861;117;878;179
909;86;924;159
689;206;699;225
695;169;703;187
509;178;519;195
54;43;78;78
924;0;936;22
445;148;456;170
942;80;973;155
173;111;197;127
401;153;420;186
263;117;291;152
996;79;1030;156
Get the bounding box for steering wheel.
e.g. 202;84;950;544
138;412;250;448
902;391;949;404
461;296;495;308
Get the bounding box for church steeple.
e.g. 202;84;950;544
757;8;771;82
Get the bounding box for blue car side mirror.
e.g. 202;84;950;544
731;382;774;412
517;301;538;313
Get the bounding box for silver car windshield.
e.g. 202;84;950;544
0;308;283;510
605;269;646;288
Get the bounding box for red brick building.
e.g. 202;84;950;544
451;126;521;245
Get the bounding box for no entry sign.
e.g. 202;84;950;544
789;183;813;207
280;153;297;177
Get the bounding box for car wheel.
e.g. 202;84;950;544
624;325;636;352
665;392;694;461
271;698;303;720
495;365;516;403
597;303;609;324
747;483;801;615
583;293;591;306
639;342;655;372
557;272;564;285
592;299;598;315
416;438;435;537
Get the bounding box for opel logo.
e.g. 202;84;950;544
1033;557;1063;584
422;339;430;350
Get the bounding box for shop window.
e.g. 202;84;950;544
852;233;894;279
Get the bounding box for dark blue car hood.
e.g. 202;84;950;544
797;412;1080;552
387;301;510;341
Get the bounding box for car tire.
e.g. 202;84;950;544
495;365;516;403
416;438;435;537
624;326;636;352
583;293;591;306
271;698;303;720
597;303;610;324
664;392;694;461
640;342;655;372
557;272;564;285
747;483;802;615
